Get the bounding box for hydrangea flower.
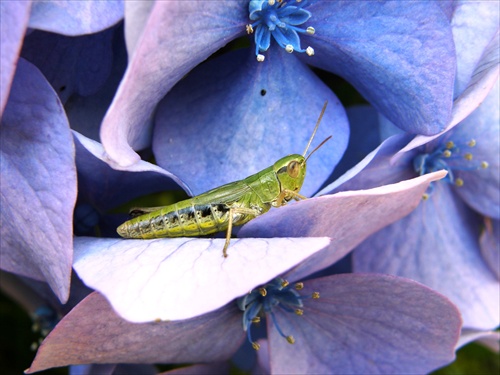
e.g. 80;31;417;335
26;267;462;374
317;26;500;330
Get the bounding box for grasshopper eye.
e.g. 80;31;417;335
287;160;300;178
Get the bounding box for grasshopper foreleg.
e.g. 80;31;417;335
276;189;307;207
223;206;261;258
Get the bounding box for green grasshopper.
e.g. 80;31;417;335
117;102;331;257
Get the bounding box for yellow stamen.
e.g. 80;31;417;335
286;335;295;344
467;139;476;147
312;291;320;299
295;282;304;290
246;24;254;34
306;26;315;35
481;161;489;169
281;279;290;288
455;178;464;187
252;342;261;350
442;150;451;158
422;193;429;200
259;287;267;297
306;46;315;56
295;309;304;316
285;44;294;53
252;317;261;324
464;153;473;161
445;141;455;149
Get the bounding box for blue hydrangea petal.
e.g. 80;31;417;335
153;47;348;197
0;58;76;303
353;183;500;330
27;292;244;372
271;26;302;50
21;25;118;104
279;8;311;25
0;0;31;116
28;0;123;36
305;1;456;135
254;24;271;52
393;31;499;158
480;218;500;280
239;172;446;282
100;1;247;166
451;2;500;96
450;80;500;218
267;274;461;374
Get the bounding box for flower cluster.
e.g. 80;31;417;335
1;1;498;374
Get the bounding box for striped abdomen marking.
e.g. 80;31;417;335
117;203;233;239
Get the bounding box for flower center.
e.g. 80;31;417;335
237;277;319;349
413;138;489;198
247;0;315;62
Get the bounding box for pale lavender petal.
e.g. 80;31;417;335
451;80;500;218
268;274;461;374
239;171;447;281
73;236;330;322
0;0;31;116
457;329;500;351
0;58;76;302
353;183;499;330
452;2;499;96
100;2;247;166
153;48;348;197
29;0;123;36
480;218;500;279
27;292;244;373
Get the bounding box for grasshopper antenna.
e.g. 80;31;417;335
302;100;328;157
304;135;332;163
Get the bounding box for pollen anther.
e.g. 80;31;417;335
467;139;476;147
464;153;473;161
312;291;320;299
455;178;464;187
442;150;451;158
306;46;314;56
295;282;304;290
259;287;267;297
481;161;489;169
252;342;261;350
246;24;254;34
445;141;455;149
286;335;295;344
285;44;294;53
306;26;315;35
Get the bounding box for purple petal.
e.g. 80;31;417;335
353;183;500;330
0;58;76;302
481;218;500;279
0;0;31;116
100;2;247;166
268;274;461;374
73;236;330;322
239;171;447;281
451;2;499;96
306;1;455;135
74;131;192;211
457;329;500;351
451;80;500;218
28;0;123;36
153;48;348;197
27;292;244;373
21;26;117;103
395;31;499;157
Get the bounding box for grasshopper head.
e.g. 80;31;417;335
273;154;306;202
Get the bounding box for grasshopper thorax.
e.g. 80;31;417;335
273;154;306;201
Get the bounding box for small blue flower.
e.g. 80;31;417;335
237;277;317;349
247;0;315;61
